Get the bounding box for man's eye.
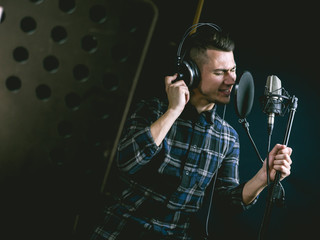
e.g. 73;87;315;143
214;72;224;76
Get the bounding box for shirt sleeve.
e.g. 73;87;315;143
116;98;163;174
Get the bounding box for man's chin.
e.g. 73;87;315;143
215;97;231;105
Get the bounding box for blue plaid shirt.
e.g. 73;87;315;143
92;97;256;240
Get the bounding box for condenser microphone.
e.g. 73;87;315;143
0;6;3;22
264;75;282;134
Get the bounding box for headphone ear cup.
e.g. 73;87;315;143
179;59;200;89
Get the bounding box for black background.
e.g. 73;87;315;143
133;0;320;239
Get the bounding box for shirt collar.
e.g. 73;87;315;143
202;105;216;124
180;102;217;125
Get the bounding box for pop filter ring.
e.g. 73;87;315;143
234;71;255;119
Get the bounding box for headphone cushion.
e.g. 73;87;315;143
182;59;200;88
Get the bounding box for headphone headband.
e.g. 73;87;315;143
176;22;221;58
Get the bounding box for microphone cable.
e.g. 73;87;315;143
204;104;226;238
238;118;264;164
266;130;272;186
258;124;286;240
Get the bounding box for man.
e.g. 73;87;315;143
91;24;292;240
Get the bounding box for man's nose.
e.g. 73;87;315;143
224;72;236;85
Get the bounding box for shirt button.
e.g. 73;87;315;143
185;171;190;176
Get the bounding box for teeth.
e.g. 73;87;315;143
219;89;231;95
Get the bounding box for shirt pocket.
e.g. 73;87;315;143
180;169;198;189
196;150;219;190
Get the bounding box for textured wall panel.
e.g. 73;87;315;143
0;0;157;239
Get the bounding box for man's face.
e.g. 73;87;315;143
196;49;236;105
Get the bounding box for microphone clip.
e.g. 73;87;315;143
260;87;292;118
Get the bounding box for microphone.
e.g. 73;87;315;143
263;75;283;134
0;6;3;22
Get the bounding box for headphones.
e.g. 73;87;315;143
176;23;221;89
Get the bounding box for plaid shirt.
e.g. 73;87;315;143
92;97;256;240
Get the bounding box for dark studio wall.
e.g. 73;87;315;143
0;0;158;239
0;0;318;240
133;0;320;239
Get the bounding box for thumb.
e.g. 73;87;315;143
165;74;178;89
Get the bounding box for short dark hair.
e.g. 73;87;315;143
187;27;235;66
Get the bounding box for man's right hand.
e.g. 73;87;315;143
165;74;190;115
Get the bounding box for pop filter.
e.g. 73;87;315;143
234;71;254;119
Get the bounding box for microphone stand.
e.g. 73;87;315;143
258;95;298;240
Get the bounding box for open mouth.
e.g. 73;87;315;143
219;89;231;96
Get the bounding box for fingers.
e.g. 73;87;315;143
165;74;189;96
270;144;293;180
269;144;285;156
272;145;292;171
273;158;291;173
164;74;190;113
268;144;292;161
165;74;184;90
277;146;293;156
274;152;292;170
165;74;177;88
